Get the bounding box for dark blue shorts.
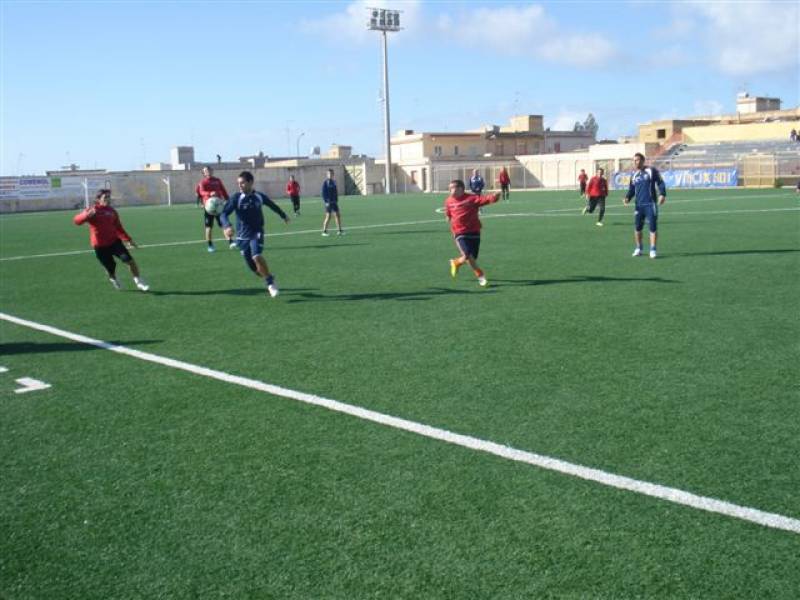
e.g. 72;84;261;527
238;234;264;272
324;201;339;214
455;233;481;259
634;202;658;233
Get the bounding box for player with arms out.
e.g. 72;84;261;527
221;171;290;298
624;152;666;258
196;165;235;252
73;189;150;291
444;179;501;287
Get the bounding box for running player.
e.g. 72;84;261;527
221;171;290;298
444;179;501;287
73;189;150;291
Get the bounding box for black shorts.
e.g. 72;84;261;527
94;239;132;272
579;182;587;194
455;233;481;259
204;211;223;228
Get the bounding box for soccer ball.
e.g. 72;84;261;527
204;196;225;215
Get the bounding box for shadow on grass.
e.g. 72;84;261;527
150;287;318;297
0;340;161;356
285;286;480;303
272;242;368;251
378;229;443;236
672;248;799;258
492;275;680;287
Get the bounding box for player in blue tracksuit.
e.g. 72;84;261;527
321;169;344;236
469;170;485;194
624;152;666;259
221;171;290;297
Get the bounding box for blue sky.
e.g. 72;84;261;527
2;0;798;175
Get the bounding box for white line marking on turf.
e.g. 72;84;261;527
13;377;51;394
2;206;798;262
1;311;798;535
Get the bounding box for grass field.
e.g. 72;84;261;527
1;188;799;598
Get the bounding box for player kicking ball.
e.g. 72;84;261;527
444;179;500;287
221;171;289;298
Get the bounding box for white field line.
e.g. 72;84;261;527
2;206;798;263
1;311;799;535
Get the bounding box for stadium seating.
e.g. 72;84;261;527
655;139;800;168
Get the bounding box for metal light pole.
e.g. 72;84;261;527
368;8;401;195
296;132;305;158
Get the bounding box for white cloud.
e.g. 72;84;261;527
691;1;799;76
437;4;617;67
300;0;423;44
546;111;585;131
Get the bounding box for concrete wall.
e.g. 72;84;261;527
682;121;800;143
0;160;375;213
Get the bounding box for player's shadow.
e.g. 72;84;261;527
672;248;799;258
150;287;317;297
272;242;368;251
284;286;477;303
0;340;161;356
379;229;442;236
492;275;680;287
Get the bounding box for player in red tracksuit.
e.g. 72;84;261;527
577;169;588;196
582;167;609;226
73;189;150;291
444;179;501;287
286;175;301;216
195;165;234;252
498;167;511;201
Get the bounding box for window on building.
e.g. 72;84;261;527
454;145;459;156
657;129;666;139
434;145;442;157
495;142;504;155
554;142;561;153
411;170;417;184
517;142;527;155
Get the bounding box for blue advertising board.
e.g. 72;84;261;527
611;168;738;190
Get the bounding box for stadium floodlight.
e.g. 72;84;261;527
296;132;305;158
367;7;401;194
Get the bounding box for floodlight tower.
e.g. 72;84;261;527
368;7;401;194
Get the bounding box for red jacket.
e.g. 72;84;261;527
586;176;608;198
498;170;510;185
578;172;588;184
195;176;229;201
444;193;499;235
286;180;300;196
73;204;132;248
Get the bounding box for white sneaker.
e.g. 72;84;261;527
337;230;345;236
229;241;237;250
109;278;121;290
477;275;488;287
267;283;279;298
649;249;657;259
632;248;642;257
135;279;150;292
321;231;330;237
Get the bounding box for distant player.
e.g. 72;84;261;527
498;167;511;201
196;166;234;252
73;189;150;291
221;171;290;298
321;169;344;236
444;179;501;287
582;167;608;226
469;169;485;194
286;174;301;216
577;169;588;197
624;153;666;258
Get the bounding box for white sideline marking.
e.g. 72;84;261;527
2;205;798;263
13;377;51;394
1;311;798;535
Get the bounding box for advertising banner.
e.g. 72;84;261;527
611;168;738;190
